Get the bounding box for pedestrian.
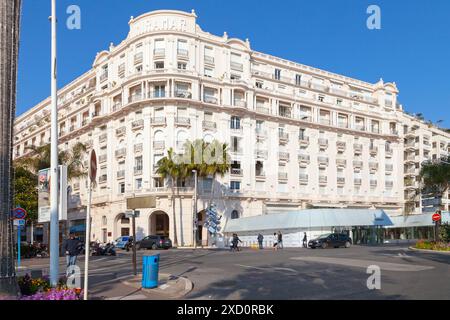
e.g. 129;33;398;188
229;234;234;251
303;232;308;248
257;234;264;249
273;233;278;251
62;232;83;269
232;233;242;252
277;231;283;249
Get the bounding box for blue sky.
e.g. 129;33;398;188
17;0;450;127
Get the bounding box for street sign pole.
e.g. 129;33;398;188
17;226;20;268
49;0;60;288
193;170;197;249
132;211;137;276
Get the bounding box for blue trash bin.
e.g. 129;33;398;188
142;254;160;289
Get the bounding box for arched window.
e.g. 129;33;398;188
135;133;143;144
204;134;214;144
154;130;164;141
231;210;240;220
230;116;241;129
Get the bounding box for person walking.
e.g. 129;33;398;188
257;234;264;249
277;231;283;249
303;232;308;248
272;233;278;251
62;233;83;269
232;233;242;252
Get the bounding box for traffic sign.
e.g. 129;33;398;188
12;207;27;220
89;150;97;182
432;213;442;222
13;219;25;227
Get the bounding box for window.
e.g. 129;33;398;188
154;39;165;54
255;81;263;89
135;179;142;190
230;116;241;129
119;182;125;194
178;62;187;70
274;68;281;80
231;210;240;220
295;74;302;86
177;39;188;56
135;65;143;73
135;156;143;170
230;181;241;190
154;85;165;98
204;67;213;77
154;61;164;69
318;95;325;102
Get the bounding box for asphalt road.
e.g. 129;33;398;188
20;245;450;300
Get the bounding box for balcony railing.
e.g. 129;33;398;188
369;162;379;171
278;172;288;180
354;144;363;152
203;96;218;104
128;93;142;103
175;90;192;99
230;61;243;72
298;154;310;163
230;127;243;135
132;119;144;130
117;170;126;179
99;133;107;143
153;48;165;57
203;121;217;130
299;174;309;183
256;106;270;114
153;141;165;150
175;117;190;126
337;177;345;184
99;154;107;163
319;176;328;184
370;180;378;187
299;136;310;146
116;127;126;136
231;168;243;176
385;164;394;171
385;181;394;188
134;143;143;153
353;160;363;168
318;138;328;147
148;91;166;98
115;148;126;158
255;150;268;159
177;49;189;57
279;132;289;142
317;156;329;165
355;124;365;131
319;118;331;126
204;55;215;65
99;175;107;184
337;141;346;151
112;102;122;112
370;146;378;154
134;167;143;176
336;159;347;167
234;100;247;108
150;117;166;125
354;178;362;185
278;152;290;161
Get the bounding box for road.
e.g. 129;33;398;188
20;245;450;300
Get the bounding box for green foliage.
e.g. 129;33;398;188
415;240;450;251
440;223;450;243
13;166;38;223
419;156;450;197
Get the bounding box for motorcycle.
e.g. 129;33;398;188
91;242;116;256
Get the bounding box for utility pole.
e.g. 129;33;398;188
49;0;60;287
192;170;198;249
0;0;21;297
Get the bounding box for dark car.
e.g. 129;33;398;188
308;233;352;249
136;235;172;250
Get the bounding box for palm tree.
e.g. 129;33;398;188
0;0;22;296
419;156;450;200
15;142;87;181
156;148;180;247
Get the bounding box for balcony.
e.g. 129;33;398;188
405;141;417;150
317;156;329;166
115;148;127;158
85;140;93;149
99;133;107;143
299;136;310;147
150;117;166;126
204;55;215;65
311;83;329;92
134;143;143;153
230;127;243;135
153;48;165;57
203;96;218;104
82;119;89;126
234;100;247;108
230;148;243;156
369;162;379;171
385;148;393;157
69;125;76;132
370;180;378;187
231;168;243;176
255;171;266;179
336;159;347;167
355;125;365;132
116;127;126;136
117;170;125;180
278;152;290;162
371;127;380;134
354;144;363;153
153;141;165;150
279;112;292;119
175;90;192;99
299;115;313;122
203;121;217;130
385;181;394;188
134;53;143;65
370;146;378;154
128;93;143;103
318;138;328;148
134;167;143;176
337;177;345;185
255;150;268;159
255;128;267;139
99;154;107;164
99;174;107;184
336;141;346;152
177;49;189;58
132;119;144;130
256;106;270;114
353;160;363;168
299;174;309;184
112;102;122;112
279;132;289;143
230;61;243;72
278;172;288;180
385;164;394;171
354;178;362;186
338;121;349;129
148;91;166;99
319;176;328;184
175;117;191;126
99;73;108;83
298;154;310;164
319;118;331;126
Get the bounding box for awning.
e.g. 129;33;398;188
385;211;450;228
223;209;393;233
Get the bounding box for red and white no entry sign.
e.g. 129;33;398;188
432;213;442;222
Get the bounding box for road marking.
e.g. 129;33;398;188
236;264;298;274
290;257;434;272
106;294;148;300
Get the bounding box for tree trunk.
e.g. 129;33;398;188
0;0;21;297
171;177;178;247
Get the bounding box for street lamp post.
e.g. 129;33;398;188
192;170;198;249
49;0;60;287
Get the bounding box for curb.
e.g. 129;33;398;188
408;246;450;254
121;273;193;299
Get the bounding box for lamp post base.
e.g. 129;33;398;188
0;277;19;299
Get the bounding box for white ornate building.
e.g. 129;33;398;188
13;10;450;246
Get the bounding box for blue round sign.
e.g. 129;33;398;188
13;207;27;220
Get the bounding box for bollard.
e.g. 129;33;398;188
142;254;160;289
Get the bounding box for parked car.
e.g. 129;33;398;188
114;236;131;250
136;235;172;250
308;233;352;249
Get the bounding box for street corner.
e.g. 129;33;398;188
120;273;193;300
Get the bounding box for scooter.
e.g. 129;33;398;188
92;242;116;256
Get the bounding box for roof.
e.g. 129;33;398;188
385;211;450;228
223;209;393;233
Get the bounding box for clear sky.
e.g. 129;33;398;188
17;0;450;127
